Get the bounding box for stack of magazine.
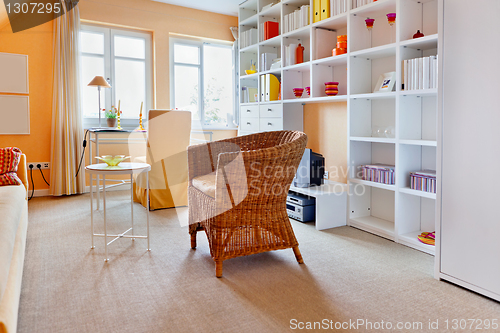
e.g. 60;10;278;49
361;164;395;185
410;170;436;193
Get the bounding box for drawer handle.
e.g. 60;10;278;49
246;109;251;112
268;108;272;112
247;122;251;125
268;122;272;126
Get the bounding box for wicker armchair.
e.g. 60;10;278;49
188;130;308;277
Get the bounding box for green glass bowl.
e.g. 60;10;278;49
95;155;130;166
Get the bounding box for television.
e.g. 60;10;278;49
293;148;325;188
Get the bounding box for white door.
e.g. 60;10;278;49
440;0;500;296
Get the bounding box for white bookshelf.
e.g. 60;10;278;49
238;0;439;254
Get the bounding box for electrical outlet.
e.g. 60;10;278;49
324;171;329;179
28;162;50;170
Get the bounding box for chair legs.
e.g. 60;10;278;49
215;260;223;278
293;246;304;264
191;232;197;249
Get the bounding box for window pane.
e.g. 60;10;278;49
203;44;233;125
114;59;146;118
174;44;200;65
81;31;104;55
174;65;199;119
114;35;145;59
81;55;105;118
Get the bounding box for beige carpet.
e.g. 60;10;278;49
18;191;500;332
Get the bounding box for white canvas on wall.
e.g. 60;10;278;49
0;95;30;134
0;53;29;94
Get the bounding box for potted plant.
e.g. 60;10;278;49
103;106;121;128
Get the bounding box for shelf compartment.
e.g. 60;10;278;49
400;34;438;50
282;66;310;100
239;43;258;54
239;0;258;23
398;231;435;255
349;185;395;240
398;144;436;189
399;187;436;199
350;54;396;95
350;98;395;139
350;1;397;52
311;62;347;97
349;141;395;180
398;192;436;254
399;94;437;141
240;14;259;27
399;0;438;41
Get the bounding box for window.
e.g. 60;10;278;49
171;38;234;127
80;25;152;128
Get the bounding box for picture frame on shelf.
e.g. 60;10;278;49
374;71;396;93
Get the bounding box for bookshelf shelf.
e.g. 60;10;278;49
238;0;440;254
349;178;396;191
349;216;395;239
399;187;436;200
399;231;435;255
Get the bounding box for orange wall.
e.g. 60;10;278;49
0;0;237;192
304;102;348;184
0;21;54;190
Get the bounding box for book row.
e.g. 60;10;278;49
361;164;395;185
283;5;310;34
240;28;258;49
351;0;377;9
402;55;438;91
410;170;436;193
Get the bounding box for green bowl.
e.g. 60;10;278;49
95;155;130;166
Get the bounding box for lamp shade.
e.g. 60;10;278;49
88;76;111;88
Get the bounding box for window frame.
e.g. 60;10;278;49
80;24;153;129
169;36;236;130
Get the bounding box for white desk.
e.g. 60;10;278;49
86;162;151;261
289;181;347;230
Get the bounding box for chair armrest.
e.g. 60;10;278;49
187;143;215;183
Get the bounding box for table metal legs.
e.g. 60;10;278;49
90;170;150;261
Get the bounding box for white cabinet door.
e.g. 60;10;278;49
440;0;500;297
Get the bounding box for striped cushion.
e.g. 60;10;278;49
0;147;22;186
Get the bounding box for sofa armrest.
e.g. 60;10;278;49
16;154;28;195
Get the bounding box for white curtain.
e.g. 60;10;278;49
50;2;84;195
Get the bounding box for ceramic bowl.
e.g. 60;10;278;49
293;88;304;98
245;70;257;75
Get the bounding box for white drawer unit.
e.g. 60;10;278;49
240;105;259;118
259;117;283;132
240;117;260;132
260;104;282;118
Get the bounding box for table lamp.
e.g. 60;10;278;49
88;76;111;128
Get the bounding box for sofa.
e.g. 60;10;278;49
0;154;28;333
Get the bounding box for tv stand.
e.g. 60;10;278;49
289;181;347;230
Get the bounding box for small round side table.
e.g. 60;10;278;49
85;162;151;261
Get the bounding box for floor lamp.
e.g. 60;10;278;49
87;76;111;128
